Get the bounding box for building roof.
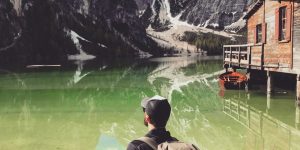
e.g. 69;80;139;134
243;0;264;19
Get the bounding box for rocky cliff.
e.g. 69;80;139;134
138;0;253;31
0;0;161;66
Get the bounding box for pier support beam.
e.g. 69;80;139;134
267;71;273;94
224;64;229;73
297;74;300;106
245;69;251;91
295;75;300;129
266;71;273;114
233;67;237;72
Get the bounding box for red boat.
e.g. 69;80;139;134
219;71;248;89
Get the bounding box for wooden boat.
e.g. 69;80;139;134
219;71;248;89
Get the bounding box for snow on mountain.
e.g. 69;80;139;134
67;30;96;61
224;17;247;33
139;0;253;31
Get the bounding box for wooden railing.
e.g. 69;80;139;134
223;44;252;67
223;44;265;68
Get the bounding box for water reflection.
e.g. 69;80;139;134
148;56;223;101
221;90;300;149
69;60;93;85
296;107;300;130
148;56;228;149
267;93;271;113
0;56;299;150
96;135;124;150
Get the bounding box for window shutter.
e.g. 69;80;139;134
262;23;267;43
254;28;257;44
275;8;280;41
286;4;292;41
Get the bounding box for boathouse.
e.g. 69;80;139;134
223;0;300;103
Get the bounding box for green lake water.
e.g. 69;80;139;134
0;56;300;150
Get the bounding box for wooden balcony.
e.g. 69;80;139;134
223;44;263;69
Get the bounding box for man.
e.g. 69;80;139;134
127;95;174;150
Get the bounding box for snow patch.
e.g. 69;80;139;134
210;23;219;28
66;30;96;61
68;54;95;61
10;0;22;16
70;30;90;43
98;43;107;48
138;10;146;17
151;0;157;21
162;0;196;28
224;18;246;33
138;50;152;59
204;19;211;28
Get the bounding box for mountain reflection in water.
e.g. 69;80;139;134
0;56;299;150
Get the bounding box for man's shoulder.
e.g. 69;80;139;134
127;140;153;150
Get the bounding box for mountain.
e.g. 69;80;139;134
0;0;21;52
138;0;253;31
0;0;255;66
0;0;161;66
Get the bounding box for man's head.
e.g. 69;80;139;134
141;95;171;128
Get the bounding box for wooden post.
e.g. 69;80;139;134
230;47;232;63
246;69;250;92
266;70;271;114
249;46;252;69
238;46;241;67
297;74;300;106
267;71;273;94
226;66;228;73
223;46;225;63
247;46;251;68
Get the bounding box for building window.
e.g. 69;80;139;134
275;4;291;42
279;6;287;41
256;24;262;43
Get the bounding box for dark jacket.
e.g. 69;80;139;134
127;128;174;150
